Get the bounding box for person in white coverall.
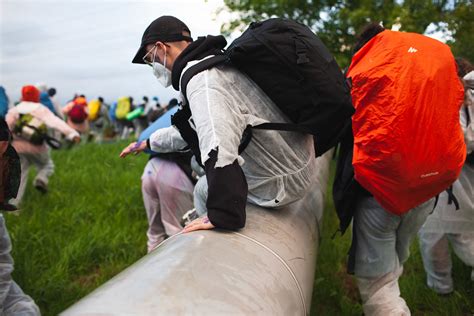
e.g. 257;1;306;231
5;85;80;205
0;215;40;315
418;59;474;294
120;16;317;233
0;119;40;315
338;23;439;316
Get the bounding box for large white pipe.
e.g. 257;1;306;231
61;151;332;316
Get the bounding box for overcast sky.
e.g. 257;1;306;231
1;0;450;107
0;0;228;105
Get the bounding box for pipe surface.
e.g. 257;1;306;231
61;151;332;316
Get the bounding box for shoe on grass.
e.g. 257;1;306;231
0;203;18;212
34;179;48;194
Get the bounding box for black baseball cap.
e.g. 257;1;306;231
132;16;192;64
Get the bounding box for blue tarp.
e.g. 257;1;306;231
0;87;9;119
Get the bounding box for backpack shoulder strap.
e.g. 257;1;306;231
465;105;471;125
180;55;229;104
252;122;301;132
446;185;460;210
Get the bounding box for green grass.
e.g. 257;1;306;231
4;142;473;315
6;141;148;315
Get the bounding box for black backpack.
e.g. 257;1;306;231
180;18;354;157
465;105;474;165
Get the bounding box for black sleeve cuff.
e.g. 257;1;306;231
205;150;248;230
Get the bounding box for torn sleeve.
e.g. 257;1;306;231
205;150;248;230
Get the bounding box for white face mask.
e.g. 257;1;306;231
152;46;172;88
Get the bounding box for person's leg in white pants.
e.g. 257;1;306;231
31;151;54;190
10;154;32;206
354;196;434;316
141;158;194;253
418;231;454;294
11;151;54;206
0;215;40;315
2;282;41;316
193;176;208;216
448;233;474;278
418;231;474;294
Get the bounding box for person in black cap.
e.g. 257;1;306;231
131;15;193;88
121;16;317;234
132;16;192;62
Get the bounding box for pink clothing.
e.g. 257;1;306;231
62;101;89;134
6;101;79;154
141;157;194;252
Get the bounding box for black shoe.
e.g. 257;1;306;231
34;179;48;194
0;203;18;211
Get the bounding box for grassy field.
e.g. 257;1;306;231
4;141;473;315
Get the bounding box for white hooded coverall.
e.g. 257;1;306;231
149;61;317;228
418;70;474;293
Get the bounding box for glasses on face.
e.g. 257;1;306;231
142;45;157;67
143;43;170;66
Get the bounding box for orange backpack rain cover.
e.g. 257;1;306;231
347;30;466;215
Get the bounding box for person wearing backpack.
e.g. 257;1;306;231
115;96;135;140
62;95;89;134
88;97;110;142
5;85;80;205
0;86;10;120
132;96;151;137
88;98;102;122
333;23;465;315
146;97;168;124
37;83;58;117
0;119;41;315
418;58;474;294
47;87;64;120
120;16;352;232
107;101;118;137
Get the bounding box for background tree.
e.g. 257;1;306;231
444;1;474;62
219;0;473;67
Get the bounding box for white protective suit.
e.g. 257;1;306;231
354;195;435;316
0;214;40;315
149;61;317;213
6;101;79;205
418;70;474;294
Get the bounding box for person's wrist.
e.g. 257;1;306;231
132;141;144;152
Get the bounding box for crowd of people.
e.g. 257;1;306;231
0;14;473;316
0;85;176;142
0;85;180;314
0;83;180;204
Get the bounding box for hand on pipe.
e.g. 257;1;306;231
183;216;215;233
